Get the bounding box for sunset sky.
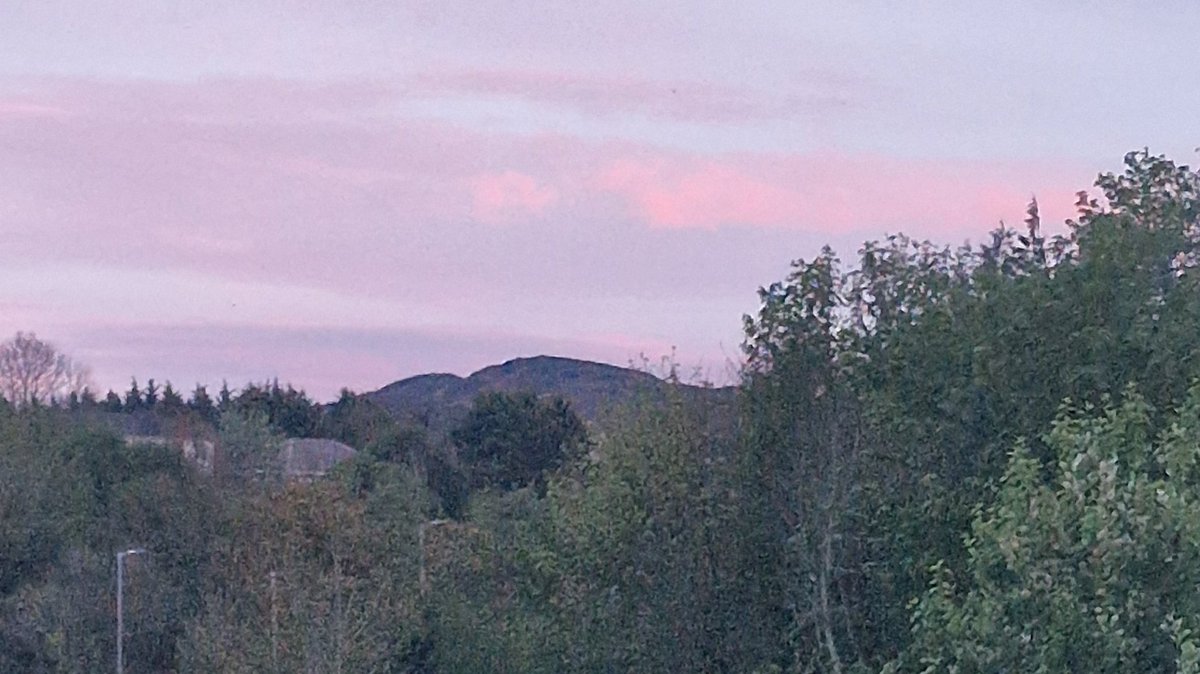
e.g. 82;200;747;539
3;1;1199;400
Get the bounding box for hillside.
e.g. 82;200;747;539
365;355;733;429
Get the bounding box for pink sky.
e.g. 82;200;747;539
3;2;1199;399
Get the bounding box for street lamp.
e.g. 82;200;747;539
116;547;147;674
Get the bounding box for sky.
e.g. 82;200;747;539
3;1;1200;401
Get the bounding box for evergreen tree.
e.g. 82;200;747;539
144;378;159;409
79;388;98;412
124;377;142;412
217;380;233;414
188;384;217;424
452;391;587;492
104;390;123;413
160;381;185;415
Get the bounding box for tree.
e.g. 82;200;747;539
216;411;284;483
892;389;1200;673
232;381;321;438
0;332;89;407
528;389;759;672
159;381;185;415
103;390;123;413
452;391;587;492
322;389;399;452
741;248;869;673
188;385;217;424
217;380;233;413
144;378;160;410
78;388;97;412
125;378;143;413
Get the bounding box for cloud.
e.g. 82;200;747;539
470;171;558;224
0;75;1092;305
596;159;803;229
412;68;853;124
593;154;1086;234
0;75;1092;265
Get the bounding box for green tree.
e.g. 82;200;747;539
217;380;233;414
322;388;400;452
217;411;284;483
125;377;143;413
0;407;216;671
893;389;1200;673
160;381;185;415
737;150;1200;668
741;247;872;673
232;381;321;438
189;384;218;424
104;389;124;413
144;378;160;409
452;391;587;492
532;389;757;673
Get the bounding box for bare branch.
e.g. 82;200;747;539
0;332;91;407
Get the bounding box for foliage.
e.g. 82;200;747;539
217;410;284;483
178;478;427;673
737;149;1200;670
541;391;761;672
892;389;1200;672
230;380;323;438
452;391;588;492
0;407;214;672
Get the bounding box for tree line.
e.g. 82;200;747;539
3;149;1200;671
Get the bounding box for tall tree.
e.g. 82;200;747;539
188;384;217;424
159;381;185;415
143;378;160;410
125;378;143;413
103;390;123;413
452;391;587;492
742;247;870;673
217;380;233;413
0;332;89;407
892;389;1200;672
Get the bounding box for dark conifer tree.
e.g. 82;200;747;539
124;378;142;412
104;390;123;413
189;384;217;424
144;378;159;409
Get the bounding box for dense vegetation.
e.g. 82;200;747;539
4;150;1200;672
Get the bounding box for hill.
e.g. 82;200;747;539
364;355;733;430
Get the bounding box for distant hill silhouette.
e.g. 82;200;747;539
364;356;734;430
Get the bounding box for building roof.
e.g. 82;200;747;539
280;438;357;478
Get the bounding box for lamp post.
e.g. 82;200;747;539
116;547;146;674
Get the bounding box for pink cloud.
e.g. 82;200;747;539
593;154;1085;235
596;159;804;229
470;171;558;224
0;74;1091;301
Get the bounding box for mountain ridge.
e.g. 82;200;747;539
364;355;733;428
